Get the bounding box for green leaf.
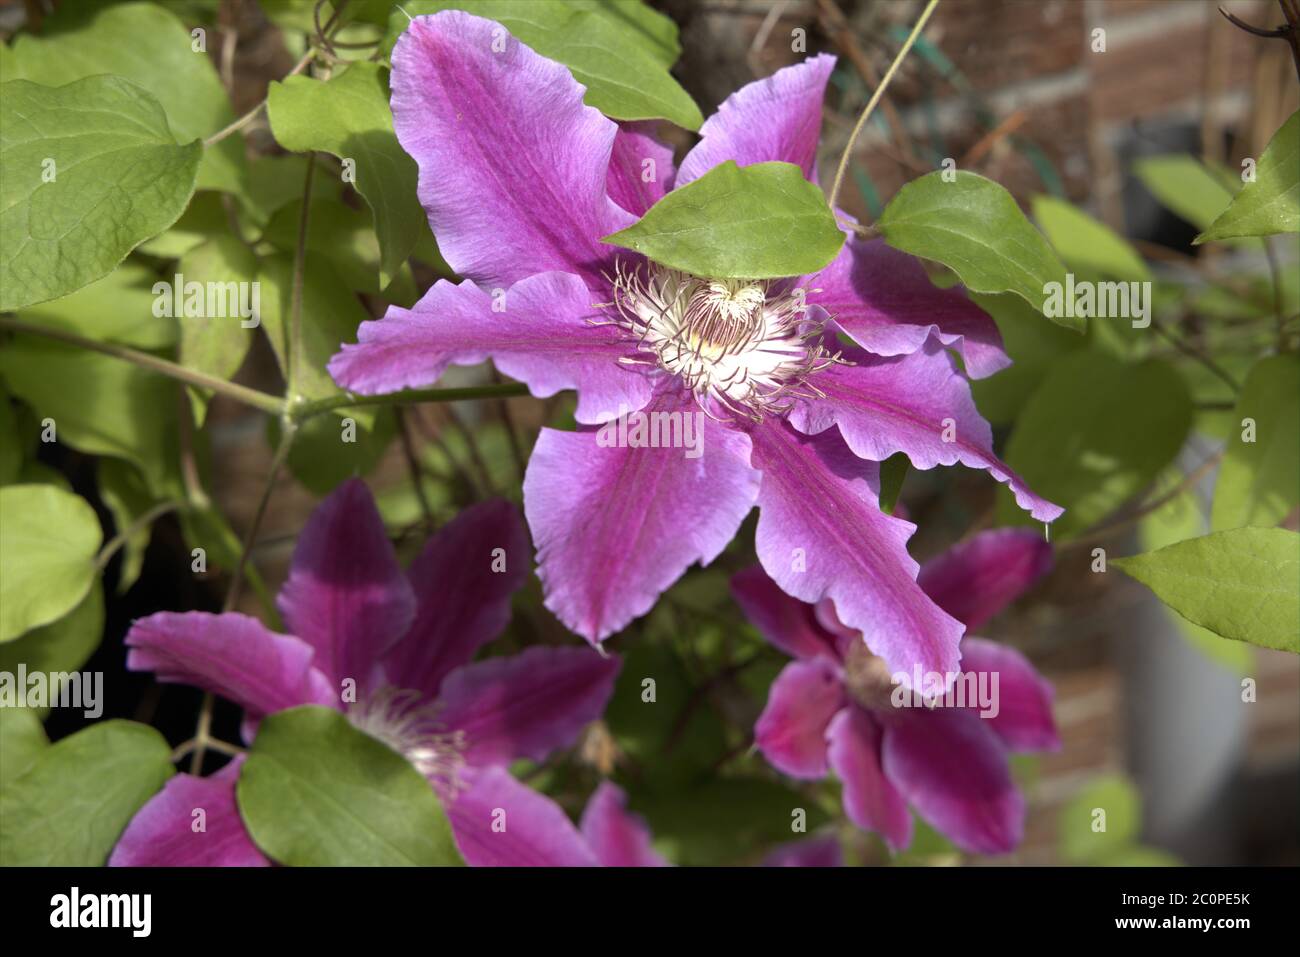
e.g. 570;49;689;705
0;76;202;310
604;640;728;787
176;237;259;424
97;459;158;594
0;387;20;485
1031;195;1151;282
267;63;428;287
1114;528;1299;653
1101;846;1180;866
1140;469;1253;675
0;1;244;193
1058;774;1140;864
0;484;102;643
0;337;180;496
137;190;229;259
877;171;1075;327
16;263;178;351
571;0;681;66
393;1;700;128
237;705;464;866
878;453;909;514
0;708;47;790
969;291;1084;426
0;720;173;866
996;352;1193;538
1132;155;1236;233
1198;111;1300;242
262;196;417;302
0;586;105;717
630;777;829;866
270;408;397;496
257;254;373;416
240;153;334;227
0;590;101;684
1211;354;1300;531
603;161;844;278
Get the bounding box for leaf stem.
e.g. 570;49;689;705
827;0;940;213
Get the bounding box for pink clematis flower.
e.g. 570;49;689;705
733;528;1060;855
329;11;1062;681
109;480;620;867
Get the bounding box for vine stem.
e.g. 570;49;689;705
0;316;287;415
94;501;183;572
1059;450;1226;553
286;154;317;398
203;46;319;148
291;382;531;419
1150;317;1240;392
826;0;940;213
189;422;297;774
1;315;530;420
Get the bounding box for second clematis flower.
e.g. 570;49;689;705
109;480;620;867
733;528;1060;856
329;11;1062;679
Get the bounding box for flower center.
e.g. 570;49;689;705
347;687;467;795
843;638;899;712
607;263;840;420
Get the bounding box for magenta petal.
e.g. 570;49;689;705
329;273;653;425
579;780;668;867
436;646;620;767
524;393;760;642
918;528;1053;631
748;419;964;679
677;54;836;185
958;638;1060;752
730;565;841;663
881;709;1025;855
791;340;1063;523
607;121;677;217
804;238;1009;379
755;659;845;779
126;612;335;718
276;479;415;689
763;834;843;867
109;758;268;867
378;499;529;699
447;765;597;867
826;707;912;851
390;12;633;290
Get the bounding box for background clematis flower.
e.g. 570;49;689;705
328;11;1062;682
109;479;620;867
522;779;839;867
733;528;1060;856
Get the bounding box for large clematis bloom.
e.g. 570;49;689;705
329;12;1062;680
109;480;620;867
734;528;1060;855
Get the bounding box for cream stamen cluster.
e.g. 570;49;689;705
347;686;467;794
605;263;840;420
